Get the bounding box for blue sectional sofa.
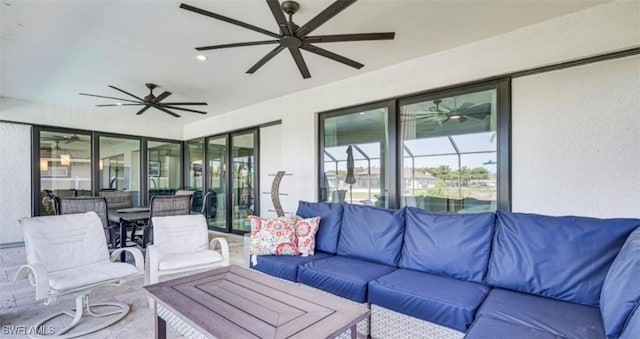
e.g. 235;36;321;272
248;201;640;339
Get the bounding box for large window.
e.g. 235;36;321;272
318;79;510;212
400;88;498;213
320;104;390;208
98;136;141;206
38;131;92;215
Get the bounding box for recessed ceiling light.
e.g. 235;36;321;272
115;102;122;106
196;55;207;61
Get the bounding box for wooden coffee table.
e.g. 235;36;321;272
144;265;369;339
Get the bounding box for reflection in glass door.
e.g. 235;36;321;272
99;136;141;206
186;139;204;212
231;132;256;233
38;131;92;215
147;140;182;202
206;136;227;230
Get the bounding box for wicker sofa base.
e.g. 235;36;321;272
371;304;465;339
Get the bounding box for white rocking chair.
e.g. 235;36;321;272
15;211;143;338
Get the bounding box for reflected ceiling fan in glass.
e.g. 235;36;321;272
416;99;492;126
180;0;395;79
80;83;208;118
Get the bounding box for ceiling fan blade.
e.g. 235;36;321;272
247;45;285;74
96;104;144;107
305;32;395;43
180;3;280;39
460;102;492;115
458;116;468;123
162;105;208;115
457;102;474;110
161;102;208;106
295;0;357;38
267;0;292;36
153;91;172;103
196;40;279;51
108;85;145;101
79;93;140;104
152;104;181;118
301;44;363;69
135;105;152;115
289;47;311;79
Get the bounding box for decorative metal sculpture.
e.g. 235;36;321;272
271;171;286;216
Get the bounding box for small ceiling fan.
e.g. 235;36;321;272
417;99;491;125
80;83;208;118
180;0;395;79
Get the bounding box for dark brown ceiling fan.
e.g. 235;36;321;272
79;83;208;118
180;0;395;79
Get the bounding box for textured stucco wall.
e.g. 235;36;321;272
0;122;32;244
511;56;640;217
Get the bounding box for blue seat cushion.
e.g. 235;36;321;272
297;256;396;303
620;305;640;339
337;204;405;266
477;288;604;339
368;268;490;332
487;211;640;306
466;315;560;339
296;201;343;254
400;208;495;283
250;251;334;282
600;226;640;338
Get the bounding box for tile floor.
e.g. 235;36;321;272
0;232;246;338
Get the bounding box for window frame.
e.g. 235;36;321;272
317;78;511;211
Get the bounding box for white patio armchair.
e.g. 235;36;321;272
15;211;143;338
145;214;229;287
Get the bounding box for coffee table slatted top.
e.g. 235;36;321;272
144;265;369;339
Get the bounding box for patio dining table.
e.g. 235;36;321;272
107;207;150;262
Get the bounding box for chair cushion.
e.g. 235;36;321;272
158;250;223;271
465;315;560;339
296;201;343;254
487;211;640;306
152;214;209;255
248;215;298;256
399;208;495;283
368;268;490;332
297;256;396;303
20;212;110;272
250;251;334;282
620;305;640;339
48;260;138;291
600;226;640;338
477;288;604;339
337;204;405;266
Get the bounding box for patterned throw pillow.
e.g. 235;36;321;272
249;215;298;256
293;216;321;256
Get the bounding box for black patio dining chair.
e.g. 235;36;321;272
131;195;191;248
56;196;117;249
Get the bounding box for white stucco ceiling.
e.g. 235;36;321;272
1;0;607;125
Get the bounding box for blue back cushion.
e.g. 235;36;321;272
337;204;405;266
399;208;495;283
296;201;343;254
487;211;640;306
600;226;640;338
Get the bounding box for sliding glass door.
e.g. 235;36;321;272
147;140;182;201
231;131;256;232
98;136;141;206
186;139;204;212
206;136;227;230
38;131;92;215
